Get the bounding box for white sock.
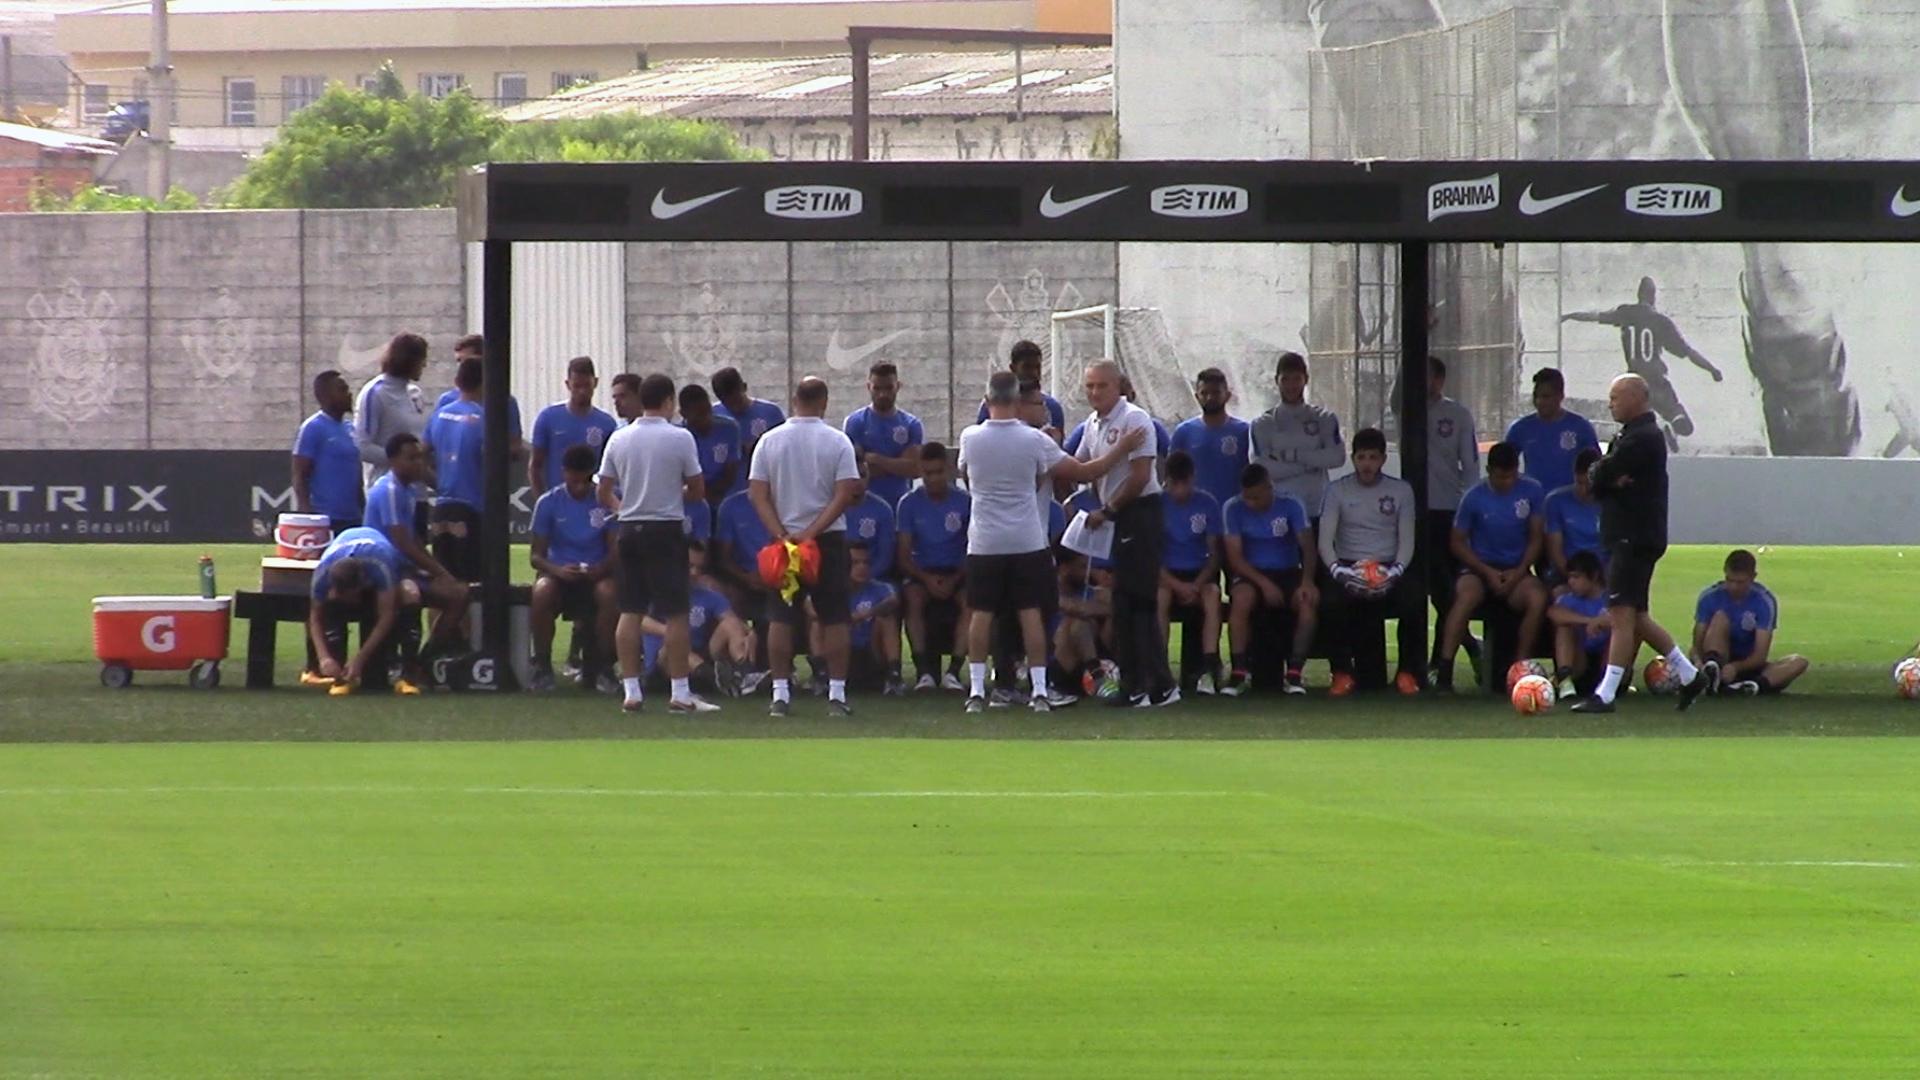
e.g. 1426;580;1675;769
622;677;642;701
1666;647;1700;682
1596;664;1625;704
670;677;691;701
772;678;791;704
1030;665;1049;698
828;678;847;703
970;662;988;698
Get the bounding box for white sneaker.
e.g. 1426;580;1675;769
1195;672;1217;696
1044;688;1079;708
1028;695;1052;713
668;695;721;714
914;673;937;693
941;672;966;692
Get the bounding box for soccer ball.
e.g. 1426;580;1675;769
1506;659;1550;692
1082;659;1123;702
1356;559;1394;592
1894;657;1920;700
1511;674;1555;715
1643;657;1683;694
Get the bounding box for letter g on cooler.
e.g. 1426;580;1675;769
141;616;178;653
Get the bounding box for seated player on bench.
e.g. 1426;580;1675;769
1547;550;1611;698
1157;450;1225;695
361;431;469;645
1318;427;1421;697
810;542;902;693
899;443;972;692
1543;447;1604;592
1054;547;1112;695
641;541;759;697
1221;462;1317;697
1693;548;1809;695
1436;441;1548;692
528;444;619;693
306;526;421;697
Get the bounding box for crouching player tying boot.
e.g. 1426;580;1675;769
1693;548;1809;695
528;444;619;693
640;543;759;697
1547;551;1612;699
306;526;422;696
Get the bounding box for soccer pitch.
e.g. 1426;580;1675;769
4;544;1920;1077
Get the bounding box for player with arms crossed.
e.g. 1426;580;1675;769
1693;548;1808;695
1571;374;1713;713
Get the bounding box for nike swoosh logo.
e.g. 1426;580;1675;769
1893;186;1920;218
1518;183;1607;216
1039;186;1128;219
825;328;912;372
651;187;740;220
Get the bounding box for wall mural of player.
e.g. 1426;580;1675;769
1308;0;1864;457
1561;277;1722;451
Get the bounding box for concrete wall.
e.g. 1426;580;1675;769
95;138;250;201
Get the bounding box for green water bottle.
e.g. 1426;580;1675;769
198;555;216;599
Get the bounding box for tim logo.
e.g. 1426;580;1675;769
1626;184;1722;217
1150;185;1247;219
766;186;863;219
1428;174;1501;221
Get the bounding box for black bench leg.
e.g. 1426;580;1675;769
246;617;277;690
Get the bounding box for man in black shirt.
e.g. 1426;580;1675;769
1571;375;1713;713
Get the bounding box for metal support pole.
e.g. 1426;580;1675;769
147;0;171;197
1398;240;1431;676
2;36;16;123
481;240;514;669
850;35;871;161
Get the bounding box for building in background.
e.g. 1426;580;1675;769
56;0;1110;130
0;120;116;209
502;47;1112;161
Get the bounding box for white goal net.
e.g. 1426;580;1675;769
1048;304;1193;424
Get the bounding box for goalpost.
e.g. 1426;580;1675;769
1049;303;1192;423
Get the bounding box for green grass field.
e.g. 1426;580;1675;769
5;544;1920;1077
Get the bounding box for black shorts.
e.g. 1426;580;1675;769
542;574;602;620
967;551;1055;615
618;521;691;617
1605;541;1664;611
768;531;851;626
428;502;482;582
1232;567;1303;598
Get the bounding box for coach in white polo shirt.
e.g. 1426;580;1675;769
1075;359;1178;707
596;373;718;716
959;371;1144;715
748;376;862;718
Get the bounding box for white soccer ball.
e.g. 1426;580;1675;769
1894;657;1920;701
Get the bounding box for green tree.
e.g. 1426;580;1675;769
28;182;199;212
223;64;503;209
490;114;760;164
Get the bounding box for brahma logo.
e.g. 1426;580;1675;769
765;186;862;219
1428;174;1501;221
141;616;177;653
1626;183;1721;217
1150;185;1248;219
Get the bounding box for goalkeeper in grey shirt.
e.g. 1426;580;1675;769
1317;427;1424;696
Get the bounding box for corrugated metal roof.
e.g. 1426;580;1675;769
76;0;1010;15
0;120;119;155
500;47;1112;122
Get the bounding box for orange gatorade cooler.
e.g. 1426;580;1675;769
91;596;232;689
274;513;333;560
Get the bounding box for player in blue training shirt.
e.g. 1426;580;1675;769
711;487;774;604
1692;548;1808;695
1546;550;1612;698
897;443;971;690
306;527;421;696
678;383;742;512
1543;446;1604;588
528;356;618;495
810;542;903;693
843;361;925;508
422;356;490;583
1437;441;1549;691
640;541;760;696
710;366;785;489
1157;450;1225;695
1504;368;1600;491
842;465;898;580
362;433;467;646
1220;462;1317;696
292;369;364;533
682;496;713;545
1168;367;1251;506
975;340;1068;433
528;444;618;693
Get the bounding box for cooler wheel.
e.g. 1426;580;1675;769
100;663;133;689
189;661;222;690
